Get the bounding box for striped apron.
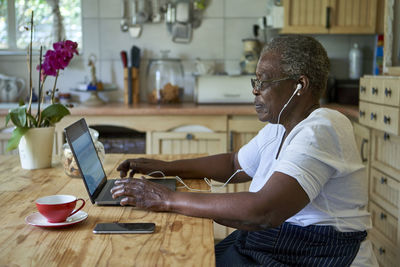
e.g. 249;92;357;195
215;222;367;267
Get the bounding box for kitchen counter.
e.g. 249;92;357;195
0;102;359;120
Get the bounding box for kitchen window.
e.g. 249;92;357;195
0;0;81;54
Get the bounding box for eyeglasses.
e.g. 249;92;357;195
251;77;292;92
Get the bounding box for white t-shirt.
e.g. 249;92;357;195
238;108;377;266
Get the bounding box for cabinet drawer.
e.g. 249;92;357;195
369;201;398;246
359;101;382;129
370;168;400;216
379;105;400;135
371;130;400;180
369;78;385;104
382;78;400;106
370;231;398;267
359;77;370;102
359;102;400;135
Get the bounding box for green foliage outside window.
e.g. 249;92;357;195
0;0;81;50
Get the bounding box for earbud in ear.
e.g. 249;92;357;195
295;84;302;96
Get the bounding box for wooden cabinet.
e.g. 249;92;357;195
368;129;400;267
282;0;383;34
358;75;400;267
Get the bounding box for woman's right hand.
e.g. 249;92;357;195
117;158;167;178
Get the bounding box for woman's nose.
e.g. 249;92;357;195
252;87;259;96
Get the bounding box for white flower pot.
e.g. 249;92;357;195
18;127;55;170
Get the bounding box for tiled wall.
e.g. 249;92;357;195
0;0;377;103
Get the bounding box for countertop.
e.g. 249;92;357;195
0;102;359;120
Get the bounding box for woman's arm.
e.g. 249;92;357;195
111;171;309;230
117;152;251;183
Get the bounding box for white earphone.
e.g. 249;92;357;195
295;83;302;95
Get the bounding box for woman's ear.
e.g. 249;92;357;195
296;75;310;95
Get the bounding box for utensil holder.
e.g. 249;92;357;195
124;67;139;105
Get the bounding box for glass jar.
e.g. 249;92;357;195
147;51;184;104
61;128;105;178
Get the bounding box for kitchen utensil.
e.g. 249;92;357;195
130;46;141;104
165;0;193;43
129;0;143;38
120;0;129;32
0;73;25;102
135;0;149;24
120;51;128;68
151;0;162;22
131;46;141;68
121;50;131;105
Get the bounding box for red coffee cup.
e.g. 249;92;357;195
35;195;85;223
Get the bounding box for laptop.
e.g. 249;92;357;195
64;118;176;206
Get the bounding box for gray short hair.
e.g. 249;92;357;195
261;35;330;98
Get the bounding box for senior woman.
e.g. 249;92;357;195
111;35;377;266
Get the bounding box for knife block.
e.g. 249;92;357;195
123;67;139;105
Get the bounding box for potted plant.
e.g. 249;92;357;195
5;11;78;169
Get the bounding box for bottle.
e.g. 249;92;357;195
349;43;363;79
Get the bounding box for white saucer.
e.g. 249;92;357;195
25;210;88;228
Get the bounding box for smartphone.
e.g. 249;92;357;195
93;223;156;234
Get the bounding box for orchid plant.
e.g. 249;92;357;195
5;11;78;151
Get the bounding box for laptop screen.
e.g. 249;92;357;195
65;119;107;198
71;130;105;194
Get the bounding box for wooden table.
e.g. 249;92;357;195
0;154;215;267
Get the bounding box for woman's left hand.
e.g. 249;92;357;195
110;177;173;211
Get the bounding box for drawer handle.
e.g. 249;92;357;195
359;110;365;117
370;113;377;120
372;87;378;95
380;212;387;220
360;138;368;163
186;133;194;140
380;177;387;184
360;86;366;93
384;88;392;97
378;247;385;255
383;132;390;141
383;115;391;124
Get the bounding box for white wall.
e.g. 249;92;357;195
0;0;377;104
